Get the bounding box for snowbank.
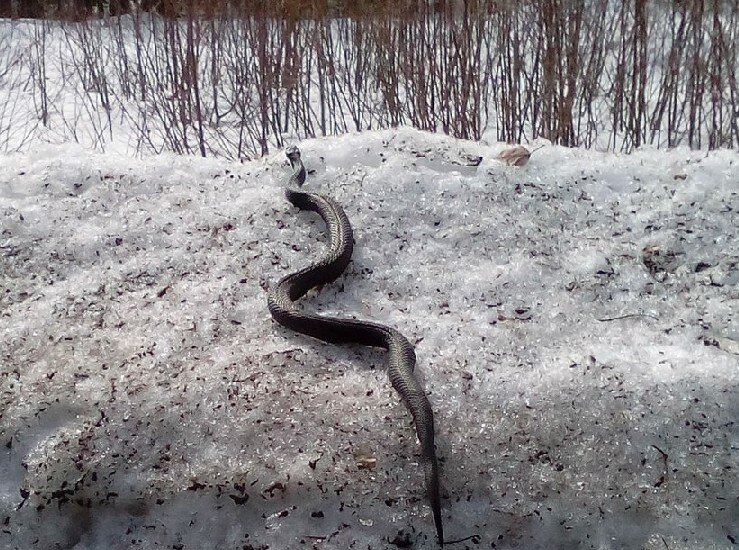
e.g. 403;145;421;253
1;129;737;549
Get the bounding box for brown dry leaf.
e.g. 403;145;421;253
353;448;377;470
496;145;531;166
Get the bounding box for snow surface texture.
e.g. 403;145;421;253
1;128;737;549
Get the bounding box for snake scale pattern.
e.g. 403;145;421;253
267;146;444;545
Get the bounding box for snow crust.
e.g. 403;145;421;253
1;128;737;549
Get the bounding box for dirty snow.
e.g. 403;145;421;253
1;128;737;549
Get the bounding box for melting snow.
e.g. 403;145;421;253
1;129;737;549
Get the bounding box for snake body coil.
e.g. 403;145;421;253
267;146;443;545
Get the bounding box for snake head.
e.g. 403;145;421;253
285;146;301;162
285;146;306;186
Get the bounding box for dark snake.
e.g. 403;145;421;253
267;146;444;545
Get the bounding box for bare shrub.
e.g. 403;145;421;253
0;21;35;151
2;0;737;156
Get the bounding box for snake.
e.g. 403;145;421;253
267;146;444;545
